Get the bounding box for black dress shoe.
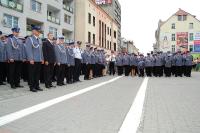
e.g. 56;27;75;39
36;87;43;91
62;83;66;85
57;84;63;86
50;84;56;88
45;85;50;89
15;85;24;88
30;89;37;92
0;82;6;85
11;85;16;89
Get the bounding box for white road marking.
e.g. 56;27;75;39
119;77;149;133
0;76;123;127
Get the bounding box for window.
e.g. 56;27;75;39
172;45;175;52
110;28;111;36
171;34;176;41
88;13;91;24
178;15;187;21
49;27;57;38
189;23;193;29
189;33;194;41
31;0;41;12
189;45;193;52
64;14;71;24
93;34;95;44
3;14;18;28
88;32;91;43
114;31;117;39
93;16;95;26
114;43;117;51
171;23;176;29
107;27;109;35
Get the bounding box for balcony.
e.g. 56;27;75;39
63;5;73;14
0;0;23;12
47;16;60;25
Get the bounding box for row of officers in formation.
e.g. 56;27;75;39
0;26;194;92
0;26;108;92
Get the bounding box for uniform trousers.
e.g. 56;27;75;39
109;62;115;75
44;63;54;87
145;67;152;77
28;62;41;90
74;58;81;81
117;66;123;76
56;64;65;85
9;61;22;87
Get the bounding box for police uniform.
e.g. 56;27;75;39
84;45;92;80
55;38;67;86
25;26;43;92
184;51;193;77
6;28;24;89
154;53;163;77
116;53;123;76
66;43;75;83
164;54;172;77
129;54;138;76
145;54;153;77
122;53;130;76
0;31;7;85
174;52;184;77
138;55;145;77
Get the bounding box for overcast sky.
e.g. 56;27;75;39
119;0;200;54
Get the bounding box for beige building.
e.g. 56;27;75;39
75;0;118;52
155;9;200;53
121;38;139;54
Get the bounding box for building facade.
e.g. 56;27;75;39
121;38;139;54
0;0;74;41
155;9;200;53
95;0;121;51
75;0;118;52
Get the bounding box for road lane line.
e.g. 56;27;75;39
118;77;149;133
0;76;123;127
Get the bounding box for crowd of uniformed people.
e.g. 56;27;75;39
0;26;194;92
0;26;108;92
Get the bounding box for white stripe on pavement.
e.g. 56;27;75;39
0;76;123;127
119;77;149;133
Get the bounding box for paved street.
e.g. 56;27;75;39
0;73;200;133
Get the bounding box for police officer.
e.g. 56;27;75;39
122;52;130;76
154;52;163;77
184;51;193;77
0;31;6;85
6;27;24;89
174;51;184;77
25;25;43;92
145;53;153;77
54;37;67;86
164;53;172;77
90;47;96;78
138;54;145;77
93;48;98;78
84;45;91;80
130;53;138;76
66;42;75;83
116;52;123;76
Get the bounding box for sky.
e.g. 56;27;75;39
118;0;200;54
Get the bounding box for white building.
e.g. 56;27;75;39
0;0;74;41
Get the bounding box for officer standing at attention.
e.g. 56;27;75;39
73;41;82;82
25;26;44;92
66;42;75;83
0;31;6;85
164;53;172;77
184;51;193;77
122;52;130;76
84;45;91;80
42;33;56;88
54;37;67;86
6;27;24;89
116;52;123;76
145;53;153;77
174;51;184;77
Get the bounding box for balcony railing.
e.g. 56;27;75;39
47;16;60;25
63;5;73;14
0;0;23;12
